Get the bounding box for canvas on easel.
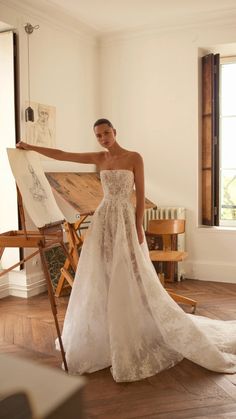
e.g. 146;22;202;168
7;149;65;228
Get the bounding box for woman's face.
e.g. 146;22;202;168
94;124;116;149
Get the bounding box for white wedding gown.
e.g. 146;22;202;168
58;169;236;382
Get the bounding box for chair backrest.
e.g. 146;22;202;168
147;219;185;235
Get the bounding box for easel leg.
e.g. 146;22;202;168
55;219;87;297
59;240;77;272
0;247;5;259
54;239;78;298
55;259;70;298
39;246;68;373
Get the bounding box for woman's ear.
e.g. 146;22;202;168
113;128;117;137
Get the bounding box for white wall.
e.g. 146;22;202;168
99;20;236;283
0;0;99;297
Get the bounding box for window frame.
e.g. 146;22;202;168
219;56;236;227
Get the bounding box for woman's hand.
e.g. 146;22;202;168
16;141;32;150
136;224;144;245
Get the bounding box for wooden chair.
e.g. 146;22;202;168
146;219;197;313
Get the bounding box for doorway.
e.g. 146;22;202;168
0;29;19;269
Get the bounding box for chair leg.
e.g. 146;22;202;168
166;289;197;313
157;271;197;314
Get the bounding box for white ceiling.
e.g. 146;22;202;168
47;0;236;33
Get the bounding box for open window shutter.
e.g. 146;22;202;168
202;53;220;226
214;54;220;226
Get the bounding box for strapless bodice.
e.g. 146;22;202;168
100;170;134;202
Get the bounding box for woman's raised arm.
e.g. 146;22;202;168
16;141;103;165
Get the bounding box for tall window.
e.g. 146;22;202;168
219;58;236;226
201;53;236;227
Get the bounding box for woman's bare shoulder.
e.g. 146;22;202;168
97;151;108;162
125;150;142;158
129;151;143;166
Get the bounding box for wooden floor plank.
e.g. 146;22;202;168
1;279;236;418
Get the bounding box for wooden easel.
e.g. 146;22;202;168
0;188;73;372
54;216;87;297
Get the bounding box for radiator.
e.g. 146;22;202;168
143;207;186;252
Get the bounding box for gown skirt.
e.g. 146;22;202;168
57;170;236;382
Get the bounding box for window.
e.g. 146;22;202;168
201;53;236;227
219;57;236;227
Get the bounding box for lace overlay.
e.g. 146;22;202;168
58;170;236;382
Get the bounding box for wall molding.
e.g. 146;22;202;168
184;261;236;284
99;8;236;45
0;269;47;299
0;273;10;299
2;0;236;45
0;0;99;44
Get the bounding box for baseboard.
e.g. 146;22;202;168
183;261;236;284
25;273;47;298
0;273;10;298
2;260;235;299
0;270;47;299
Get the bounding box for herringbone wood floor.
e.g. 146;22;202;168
1;279;236;418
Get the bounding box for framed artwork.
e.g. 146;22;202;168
25;102;56;148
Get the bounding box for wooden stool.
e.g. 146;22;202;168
147;219;197;313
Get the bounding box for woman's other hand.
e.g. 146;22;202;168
136;224;144;245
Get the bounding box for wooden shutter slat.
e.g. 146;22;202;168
202;115;212;169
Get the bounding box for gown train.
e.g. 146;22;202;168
57;170;236;382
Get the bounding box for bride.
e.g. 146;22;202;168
17;119;236;382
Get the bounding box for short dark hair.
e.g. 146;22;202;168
93;118;114;129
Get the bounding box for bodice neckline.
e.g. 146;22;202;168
100;169;134;176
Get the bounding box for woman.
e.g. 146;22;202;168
17;118;236;382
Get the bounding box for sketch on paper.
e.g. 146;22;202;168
7;148;64;228
25;101;56;148
28;164;48;202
